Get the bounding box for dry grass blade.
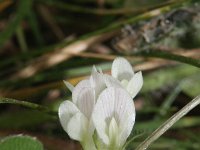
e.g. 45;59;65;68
135;95;200;150
11;32;115;79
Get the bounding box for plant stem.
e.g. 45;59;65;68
135;95;200;150
134;49;200;68
41;0;178;15
0;97;57;116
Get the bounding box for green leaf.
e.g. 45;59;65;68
0;135;43;150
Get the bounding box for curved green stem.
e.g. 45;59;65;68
0;97;57;116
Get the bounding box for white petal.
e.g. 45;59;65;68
72;79;90;104
126;71;143;98
58;100;80;134
111;57;134;80
93;87;135;146
92;88;116;145
77;87;95;119
112;88;135;147
104;74;122;88
67;112;88;141
90;66;106;98
63;80;74;92
119;114;135;147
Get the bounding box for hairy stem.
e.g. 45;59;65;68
0;97;57;116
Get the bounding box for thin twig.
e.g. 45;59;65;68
135;95;200;150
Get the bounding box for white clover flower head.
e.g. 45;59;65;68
92;87;135;150
59;57;143;150
104;57;143;98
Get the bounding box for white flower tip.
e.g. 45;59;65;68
63;80;74;92
92;65;98;73
134;71;143;88
112;57;134;80
135;71;143;86
72;79;90;104
127;71;143;98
